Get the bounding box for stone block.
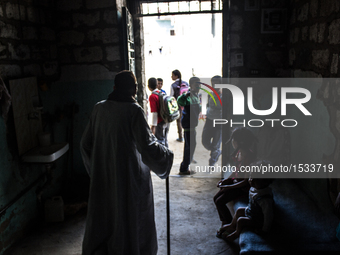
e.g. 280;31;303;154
87;29;102;42
318;23;326;43
102;28;119;44
331;54;339;74
230;15;243;31
87;28;119;44
59;31;85;45
0;22;18;39
106;46;120;61
297;3;309;22
86;0;115;9
0;43;7;59
312;49;329;69
24;64;42;77
31;45;50;60
320;0;338;17
40;27;56;41
73;11;100;28
74;47;103;62
301;26;308;41
329;19;340;44
27;7;39;23
310;0;318;18
23;27;38;40
9;44;30;60
103;10;116;25
310;23;325;43
20;5;26;20
57;0;83;11
309;23;318;42
0;64;21;78
6;3;20;20
43;62;58;76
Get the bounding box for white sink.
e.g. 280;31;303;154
22;143;69;163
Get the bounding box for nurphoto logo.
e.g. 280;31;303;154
213;84;312;128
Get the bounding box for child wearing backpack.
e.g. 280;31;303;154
148;77;169;147
177;77;201;175
202;75;223;167
170;69;189;142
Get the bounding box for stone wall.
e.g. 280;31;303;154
56;0;123;81
288;0;340;175
0;0;57;80
289;0;340;175
0;1;130;254
289;0;340;77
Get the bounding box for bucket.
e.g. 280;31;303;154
44;196;64;222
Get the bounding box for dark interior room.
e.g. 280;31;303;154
1;0;340;254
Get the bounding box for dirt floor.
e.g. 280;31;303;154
152;120;239;254
6;120;239;255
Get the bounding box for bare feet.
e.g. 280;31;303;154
220;223;235;235
224;231;238;241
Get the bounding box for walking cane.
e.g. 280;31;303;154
166;176;170;255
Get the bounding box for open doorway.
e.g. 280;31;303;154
143;11;223;96
142;2;223;178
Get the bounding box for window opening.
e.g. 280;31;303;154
139;1;222;17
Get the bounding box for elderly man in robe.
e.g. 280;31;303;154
80;70;174;255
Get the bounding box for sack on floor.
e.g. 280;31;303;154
152;91;180;123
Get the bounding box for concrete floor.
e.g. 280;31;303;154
6;121;239;255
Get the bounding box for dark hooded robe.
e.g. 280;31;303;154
80;92;173;255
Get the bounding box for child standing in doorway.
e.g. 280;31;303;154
177;77;201;175
214;127;258;237
170;69;189;142
202;75;223;166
